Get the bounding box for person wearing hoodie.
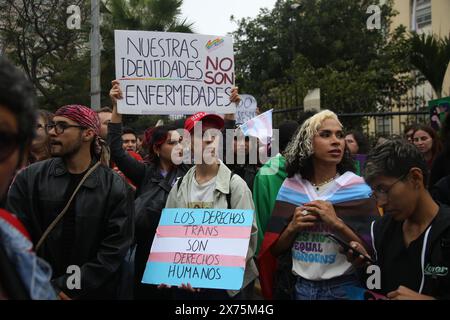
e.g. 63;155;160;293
345;139;450;300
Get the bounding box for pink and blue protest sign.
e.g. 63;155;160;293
142;208;254;290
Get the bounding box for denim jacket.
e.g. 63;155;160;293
0;210;56;300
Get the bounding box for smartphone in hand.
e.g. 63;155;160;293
325;233;375;264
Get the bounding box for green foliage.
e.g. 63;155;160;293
0;0;91;110
100;0;194;129
232;0;416;129
0;0;193;117
409;32;450;98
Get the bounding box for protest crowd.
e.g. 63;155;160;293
1;45;450;301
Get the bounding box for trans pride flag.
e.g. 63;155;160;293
258;172;379;299
239;109;273;144
142;208;254;290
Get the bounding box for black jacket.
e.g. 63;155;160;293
430;150;450;188
108;122;189;299
372;205;450;299
6;158;134;299
229;163;258;191
431;175;450;207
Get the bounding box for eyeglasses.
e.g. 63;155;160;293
370;175;406;202
0;131;22;162
46;122;86;135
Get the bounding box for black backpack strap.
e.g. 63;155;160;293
176;175;184;190
226;173;235;209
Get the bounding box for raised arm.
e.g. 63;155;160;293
107;80;146;187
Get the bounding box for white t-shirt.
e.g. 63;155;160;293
291;174;353;280
188;173;217;209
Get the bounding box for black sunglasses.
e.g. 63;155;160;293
0;131;22;163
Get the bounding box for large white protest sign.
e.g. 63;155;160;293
236;94;257;124
115;30;235;115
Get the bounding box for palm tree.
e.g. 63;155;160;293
105;0;194;32
100;0;194;106
409;32;450;98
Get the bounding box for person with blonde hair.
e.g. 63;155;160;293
258;110;379;300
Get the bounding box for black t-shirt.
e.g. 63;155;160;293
379;218;437;295
380;223;424;294
57;170;87;276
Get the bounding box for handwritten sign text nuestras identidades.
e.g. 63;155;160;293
115;30;235;115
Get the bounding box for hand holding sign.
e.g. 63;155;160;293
236;95;257;124
110;80;123;106
230;87;241;105
157;282;201;293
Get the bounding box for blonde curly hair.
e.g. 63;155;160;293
284;110;353;178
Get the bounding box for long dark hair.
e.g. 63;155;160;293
30;109;53;162
145;124;177;165
346;130;369;154
413;125;443;161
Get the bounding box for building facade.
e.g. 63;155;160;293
367;0;450;136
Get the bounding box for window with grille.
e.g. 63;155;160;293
376;117;392;135
414;0;432;29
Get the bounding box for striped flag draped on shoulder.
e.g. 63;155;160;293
257;171;380;300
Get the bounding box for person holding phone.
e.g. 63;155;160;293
345;139;450;300
326;234;374;264
258;110;379;300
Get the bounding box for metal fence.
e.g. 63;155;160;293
270;96;430;137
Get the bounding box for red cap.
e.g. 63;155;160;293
184;112;224;133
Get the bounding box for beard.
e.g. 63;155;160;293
50;137;83;158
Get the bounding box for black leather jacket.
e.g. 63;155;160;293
6;158;134;299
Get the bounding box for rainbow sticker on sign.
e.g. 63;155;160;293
142;208;254;290
206;37;225;50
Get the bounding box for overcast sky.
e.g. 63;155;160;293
181;0;277;36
